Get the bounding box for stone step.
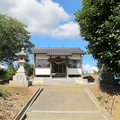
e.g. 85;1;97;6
34;77;83;80
43;79;76;82
32;78;88;85
42;85;85;91
26;112;103;120
43;80;76;85
25;118;102;120
43;83;76;85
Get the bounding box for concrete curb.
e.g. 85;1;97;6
84;87;112;120
14;87;43;120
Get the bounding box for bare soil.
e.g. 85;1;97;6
84;74;120;120
0;85;37;120
89;85;120;120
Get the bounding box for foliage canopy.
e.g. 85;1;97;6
0;64;17;81
75;0;120;74
0;14;34;63
0;62;33;81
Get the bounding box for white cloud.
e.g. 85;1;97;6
0;0;80;38
52;21;80;38
83;64;98;73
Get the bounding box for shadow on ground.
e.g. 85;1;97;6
99;83;120;96
83;75;95;82
0;80;8;85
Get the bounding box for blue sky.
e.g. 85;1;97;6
0;0;98;72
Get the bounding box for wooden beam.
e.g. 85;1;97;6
50;56;52;78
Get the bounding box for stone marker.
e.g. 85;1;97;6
9;48;29;87
96;64;114;85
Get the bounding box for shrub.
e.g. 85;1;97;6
96;94;103;101
104;98;108;103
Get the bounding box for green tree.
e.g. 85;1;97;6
0;69;6;81
5;64;16;81
0;63;17;81
96;61;102;70
0;14;34;63
24;63;33;76
93;70;100;75
75;0;120;75
0;62;33;81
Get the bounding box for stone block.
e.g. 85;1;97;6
97;72;114;85
76;79;88;85
9;80;29;87
13;73;29;81
32;80;43;86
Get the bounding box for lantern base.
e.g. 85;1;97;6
9;73;29;87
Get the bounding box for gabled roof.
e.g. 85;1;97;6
32;47;85;56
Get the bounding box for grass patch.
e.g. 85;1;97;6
96;94;103;101
0;85;30;96
0;87;10;99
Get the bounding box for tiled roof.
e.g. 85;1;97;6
32;47;85;56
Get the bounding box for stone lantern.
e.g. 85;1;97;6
9;48;29;86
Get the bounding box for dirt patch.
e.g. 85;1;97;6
89;85;120;120
0;85;37;120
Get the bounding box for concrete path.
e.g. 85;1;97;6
26;86;104;120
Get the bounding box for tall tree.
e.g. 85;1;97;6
0;14;34;63
24;63;33;76
75;0;120;75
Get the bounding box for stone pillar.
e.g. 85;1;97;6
96;64;114;85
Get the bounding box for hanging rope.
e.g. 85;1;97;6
52;59;67;64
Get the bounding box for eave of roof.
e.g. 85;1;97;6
32;47;85;56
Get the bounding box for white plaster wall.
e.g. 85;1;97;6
68;54;81;59
35;68;50;75
68;68;81;75
36;54;49;59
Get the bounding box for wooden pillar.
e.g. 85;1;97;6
50;56;52;78
66;56;68;78
33;54;36;78
80;55;83;78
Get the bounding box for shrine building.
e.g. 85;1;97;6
32;47;85;79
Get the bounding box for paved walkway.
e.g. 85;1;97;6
26;86;104;120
